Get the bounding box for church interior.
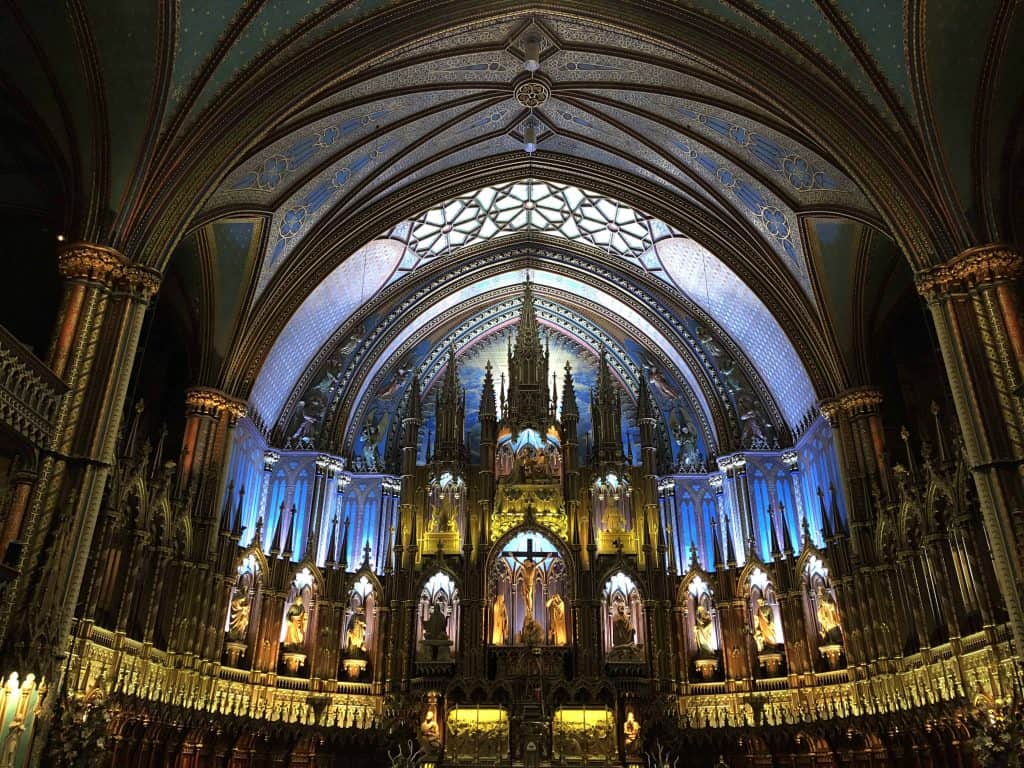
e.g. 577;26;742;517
0;3;1022;766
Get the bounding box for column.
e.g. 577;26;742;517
0;243;159;677
177;387;247;557
916;245;1024;649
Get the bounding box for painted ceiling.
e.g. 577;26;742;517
3;1;1020;464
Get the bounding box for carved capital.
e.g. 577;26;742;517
184;387;248;420
916;245;1023;300
57;243;162;300
117;264;162;301
57;243;125;285
819;388;882;422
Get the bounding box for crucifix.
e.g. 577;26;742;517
502;537;559;621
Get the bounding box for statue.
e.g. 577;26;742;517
418;603;453;662
419;704;441;751
227;592;250;641
546;593;567;645
517;557;540;620
602;502;626;533
346;612;367;654
694;604;715;657
612;601;636;647
283;595;307;650
492;593;508;645
754;597;778;651
816;586;842;644
623;711;641;754
422;604;448;642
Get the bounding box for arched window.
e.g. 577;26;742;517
602;572;644;659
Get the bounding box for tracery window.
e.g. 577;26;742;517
386;180;680;285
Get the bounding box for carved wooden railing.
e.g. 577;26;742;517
0;324;65;449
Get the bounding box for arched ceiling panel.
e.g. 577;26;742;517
656;236;815;427
249;238;405;425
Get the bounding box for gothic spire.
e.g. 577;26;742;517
480;360;496;417
561;361;578;418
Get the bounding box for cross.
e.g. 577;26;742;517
501;536;559;560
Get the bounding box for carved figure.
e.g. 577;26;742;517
346;613;367;654
547;593;567;645
816;586;842;644
601;502;626;533
419;705;441;751
623;711;640;754
422;604;448;642
754;597;778;651
283;596;307;650
517;557;540;620
694;604;715;656
492;593;508;645
612;601;635;647
227;592;250;641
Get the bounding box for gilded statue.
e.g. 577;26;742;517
694;604;714;657
516;556;540;620
419;705;441;751
612;601;635;647
623;711;641;754
227;592;250;641
602;502;626;533
492;593;508;644
346;612;367;654
547;593;567;645
754;597;778;651
283;595;307;650
816;586;842;644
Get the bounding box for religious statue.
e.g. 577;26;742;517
546;593;567;645
283;595;307;650
753;597;778;652
612;601;636;647
422;604;448;642
418;603;453;662
518;557;540;620
429;494;458;533
227;592;250;641
492;593;508;645
601;502;626;533
623;711;641;755
419;704;441;751
694;604;715;657
816;586;842;644
346;612;367;654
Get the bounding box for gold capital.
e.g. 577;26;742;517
185;387;248;419
916;245;1022;300
57;243;125;285
57;243;162;300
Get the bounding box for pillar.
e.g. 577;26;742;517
0;243;159;677
916;245;1024;650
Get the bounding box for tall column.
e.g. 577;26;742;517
0;243;159;678
916;245;1024;649
177;387;246;558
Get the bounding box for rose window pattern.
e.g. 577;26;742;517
385;180;682;286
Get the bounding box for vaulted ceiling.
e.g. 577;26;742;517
2;1;1020;457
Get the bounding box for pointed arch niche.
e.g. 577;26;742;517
488;530;569;647
602;571;645;662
